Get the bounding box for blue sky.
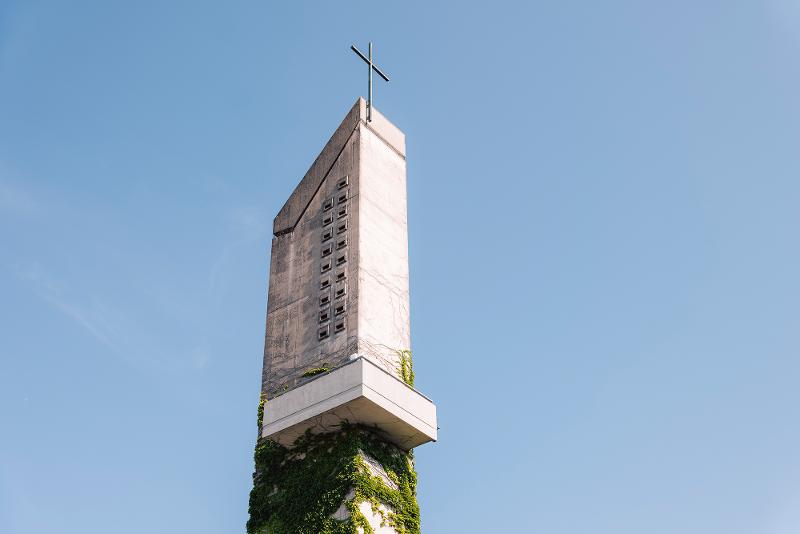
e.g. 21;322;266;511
1;1;799;532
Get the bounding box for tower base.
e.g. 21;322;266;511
247;425;420;534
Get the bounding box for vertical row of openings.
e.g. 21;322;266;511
318;175;350;342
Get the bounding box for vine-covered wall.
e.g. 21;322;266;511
247;424;420;534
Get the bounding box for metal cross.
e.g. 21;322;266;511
351;42;389;122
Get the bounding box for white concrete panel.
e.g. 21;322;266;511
262;357;436;451
356;122;411;374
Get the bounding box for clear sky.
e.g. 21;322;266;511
1;1;799;532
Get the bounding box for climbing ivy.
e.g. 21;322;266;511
301;366;330;378
396;350;415;387
256;393;267;436
247;424;420;534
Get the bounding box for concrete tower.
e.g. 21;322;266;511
247;98;437;534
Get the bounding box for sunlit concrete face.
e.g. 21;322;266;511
262;357;437;450
260;98;435;449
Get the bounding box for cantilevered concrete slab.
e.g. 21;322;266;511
262;357;437;451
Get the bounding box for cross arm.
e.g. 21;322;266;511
350;45;390;82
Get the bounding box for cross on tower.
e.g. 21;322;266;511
350;42;390;122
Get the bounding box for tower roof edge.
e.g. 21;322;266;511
272;98;405;235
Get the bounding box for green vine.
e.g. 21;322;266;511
396;350;415;387
247;424;419;534
302;366;330;378
256;393;267;436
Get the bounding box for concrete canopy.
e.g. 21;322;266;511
262;357;437;451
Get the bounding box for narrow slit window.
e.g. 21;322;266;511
337;192;348;205
319;308;330;323
320;259;332;273
322;212;334;226
319;293;331;306
322;227;333;242
336;237;347;250
337;220;348;234
334;303;346;316
336;253;347;266
337;205;348;219
334;320;346;334
335;270;346;282
321;243;333;257
320;278;331;290
322;198;334;211
318;325;330;340
335;282;347;299
337;176;349;189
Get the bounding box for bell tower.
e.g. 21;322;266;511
247;98;437;533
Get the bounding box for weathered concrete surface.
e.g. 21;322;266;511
260;98;435;450
262;121;361;397
355;118;411;371
273;98;404;235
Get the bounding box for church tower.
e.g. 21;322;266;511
247;98;437;533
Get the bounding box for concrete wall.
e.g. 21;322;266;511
355;120;410;373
